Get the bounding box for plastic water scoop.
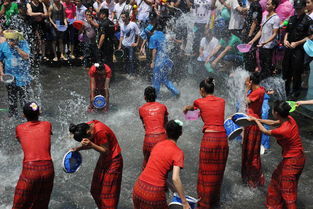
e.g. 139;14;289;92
237;44;252;53
184;110;200;121
286;101;297;113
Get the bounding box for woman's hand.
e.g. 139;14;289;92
81;138;92;147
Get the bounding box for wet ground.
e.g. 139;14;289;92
0;64;313;209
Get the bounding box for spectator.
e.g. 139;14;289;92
0;0;19;27
119;12;140;77
170;0;192;14
113;0;131;26
248;0;280;79
100;0;115;20
227;0;248;38
0;31;31;118
49;0;68;61
63;0;76;59
76;0;87;21
27;0;48;60
98;8;115;69
283;0;313;97
197;32;219;62
93;0;104;13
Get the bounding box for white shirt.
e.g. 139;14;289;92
120;21;140;46
100;0;115;20
93;1;103;11
114;2;132;25
309;11;313;20
192;0;212;24
259;14;280;49
228;0;245;30
76;5;87;20
136;0;151;22
200;36;219;54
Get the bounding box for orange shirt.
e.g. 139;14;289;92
139;102;168;135
87;120;121;159
16;121;52;163
193;95;225;132
247;87;265;118
139;140;184;187
271;116;304;158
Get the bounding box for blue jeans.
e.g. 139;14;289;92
123;46;136;75
152;60;180;96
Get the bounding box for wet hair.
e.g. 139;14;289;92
199;77;215;94
250;72;261;85
271;0;280;9
144;86;156;102
99;8;109;17
166;120;182;140
69;123;91;142
273;100;291;118
23;102;40;121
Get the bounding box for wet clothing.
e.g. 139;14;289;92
87;120;123;209
194;95;226;132
283;14;313;94
193;95;228;208
99;18;115;68
13;121;54;209
16;121;52;163
133;140;184;208
149;30;180;95
12;161;54;209
242;87;265;187
139;102;168;168
197;132;228;209
266;116;305;208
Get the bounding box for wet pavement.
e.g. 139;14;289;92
0;64;312;209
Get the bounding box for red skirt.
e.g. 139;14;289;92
266;154;305;209
91;154;123;209
132;179;168;209
242;125;265;187
12;160;54;209
197;132;229;209
142;133;167;169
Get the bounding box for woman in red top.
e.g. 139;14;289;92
62;0;76;58
242;72;266;188
69;120;123;209
183;77;228;209
139;86;168;169
13;102;54;209
88;62;112;112
251;101;305;209
133;120;191;209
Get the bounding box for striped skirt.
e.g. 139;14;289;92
12;160;54;209
133;179;168;209
266;154;305;209
142;133;167;169
91;154;123;209
197;132;229;209
242;125;265;188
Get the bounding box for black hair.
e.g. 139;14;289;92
273;100;291;118
69;123;91;142
144;86;156;102
121;11;130;19
95;62;106;72
250;72;261;85
99;8;109;17
23;102;40;121
199;77;215;94
166;120;182;140
17;3;27;11
271;0;280;9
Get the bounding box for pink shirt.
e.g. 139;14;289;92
63;2;76;19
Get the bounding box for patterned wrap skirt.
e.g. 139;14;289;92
133;179;168;209
242;124;265;187
197;132;229;209
12;160;54;209
142;133;167;169
266;154;305;209
90;154;123;209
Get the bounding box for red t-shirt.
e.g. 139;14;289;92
16;121;52;163
193;95;225;132
271;116;304;158
89;64;112;91
139;102;168;135
139;140;184;187
247;87;265;118
63;2;76;19
87;120;121;159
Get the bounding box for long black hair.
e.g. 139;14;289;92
69;123;91;142
199;77;215;94
273;100;291;118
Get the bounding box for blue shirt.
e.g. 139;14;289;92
0;41;32;86
149;30;169;67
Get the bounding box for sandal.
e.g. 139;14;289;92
43;56;49;61
70;54;76;59
60;55;68;61
53;57;58;62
